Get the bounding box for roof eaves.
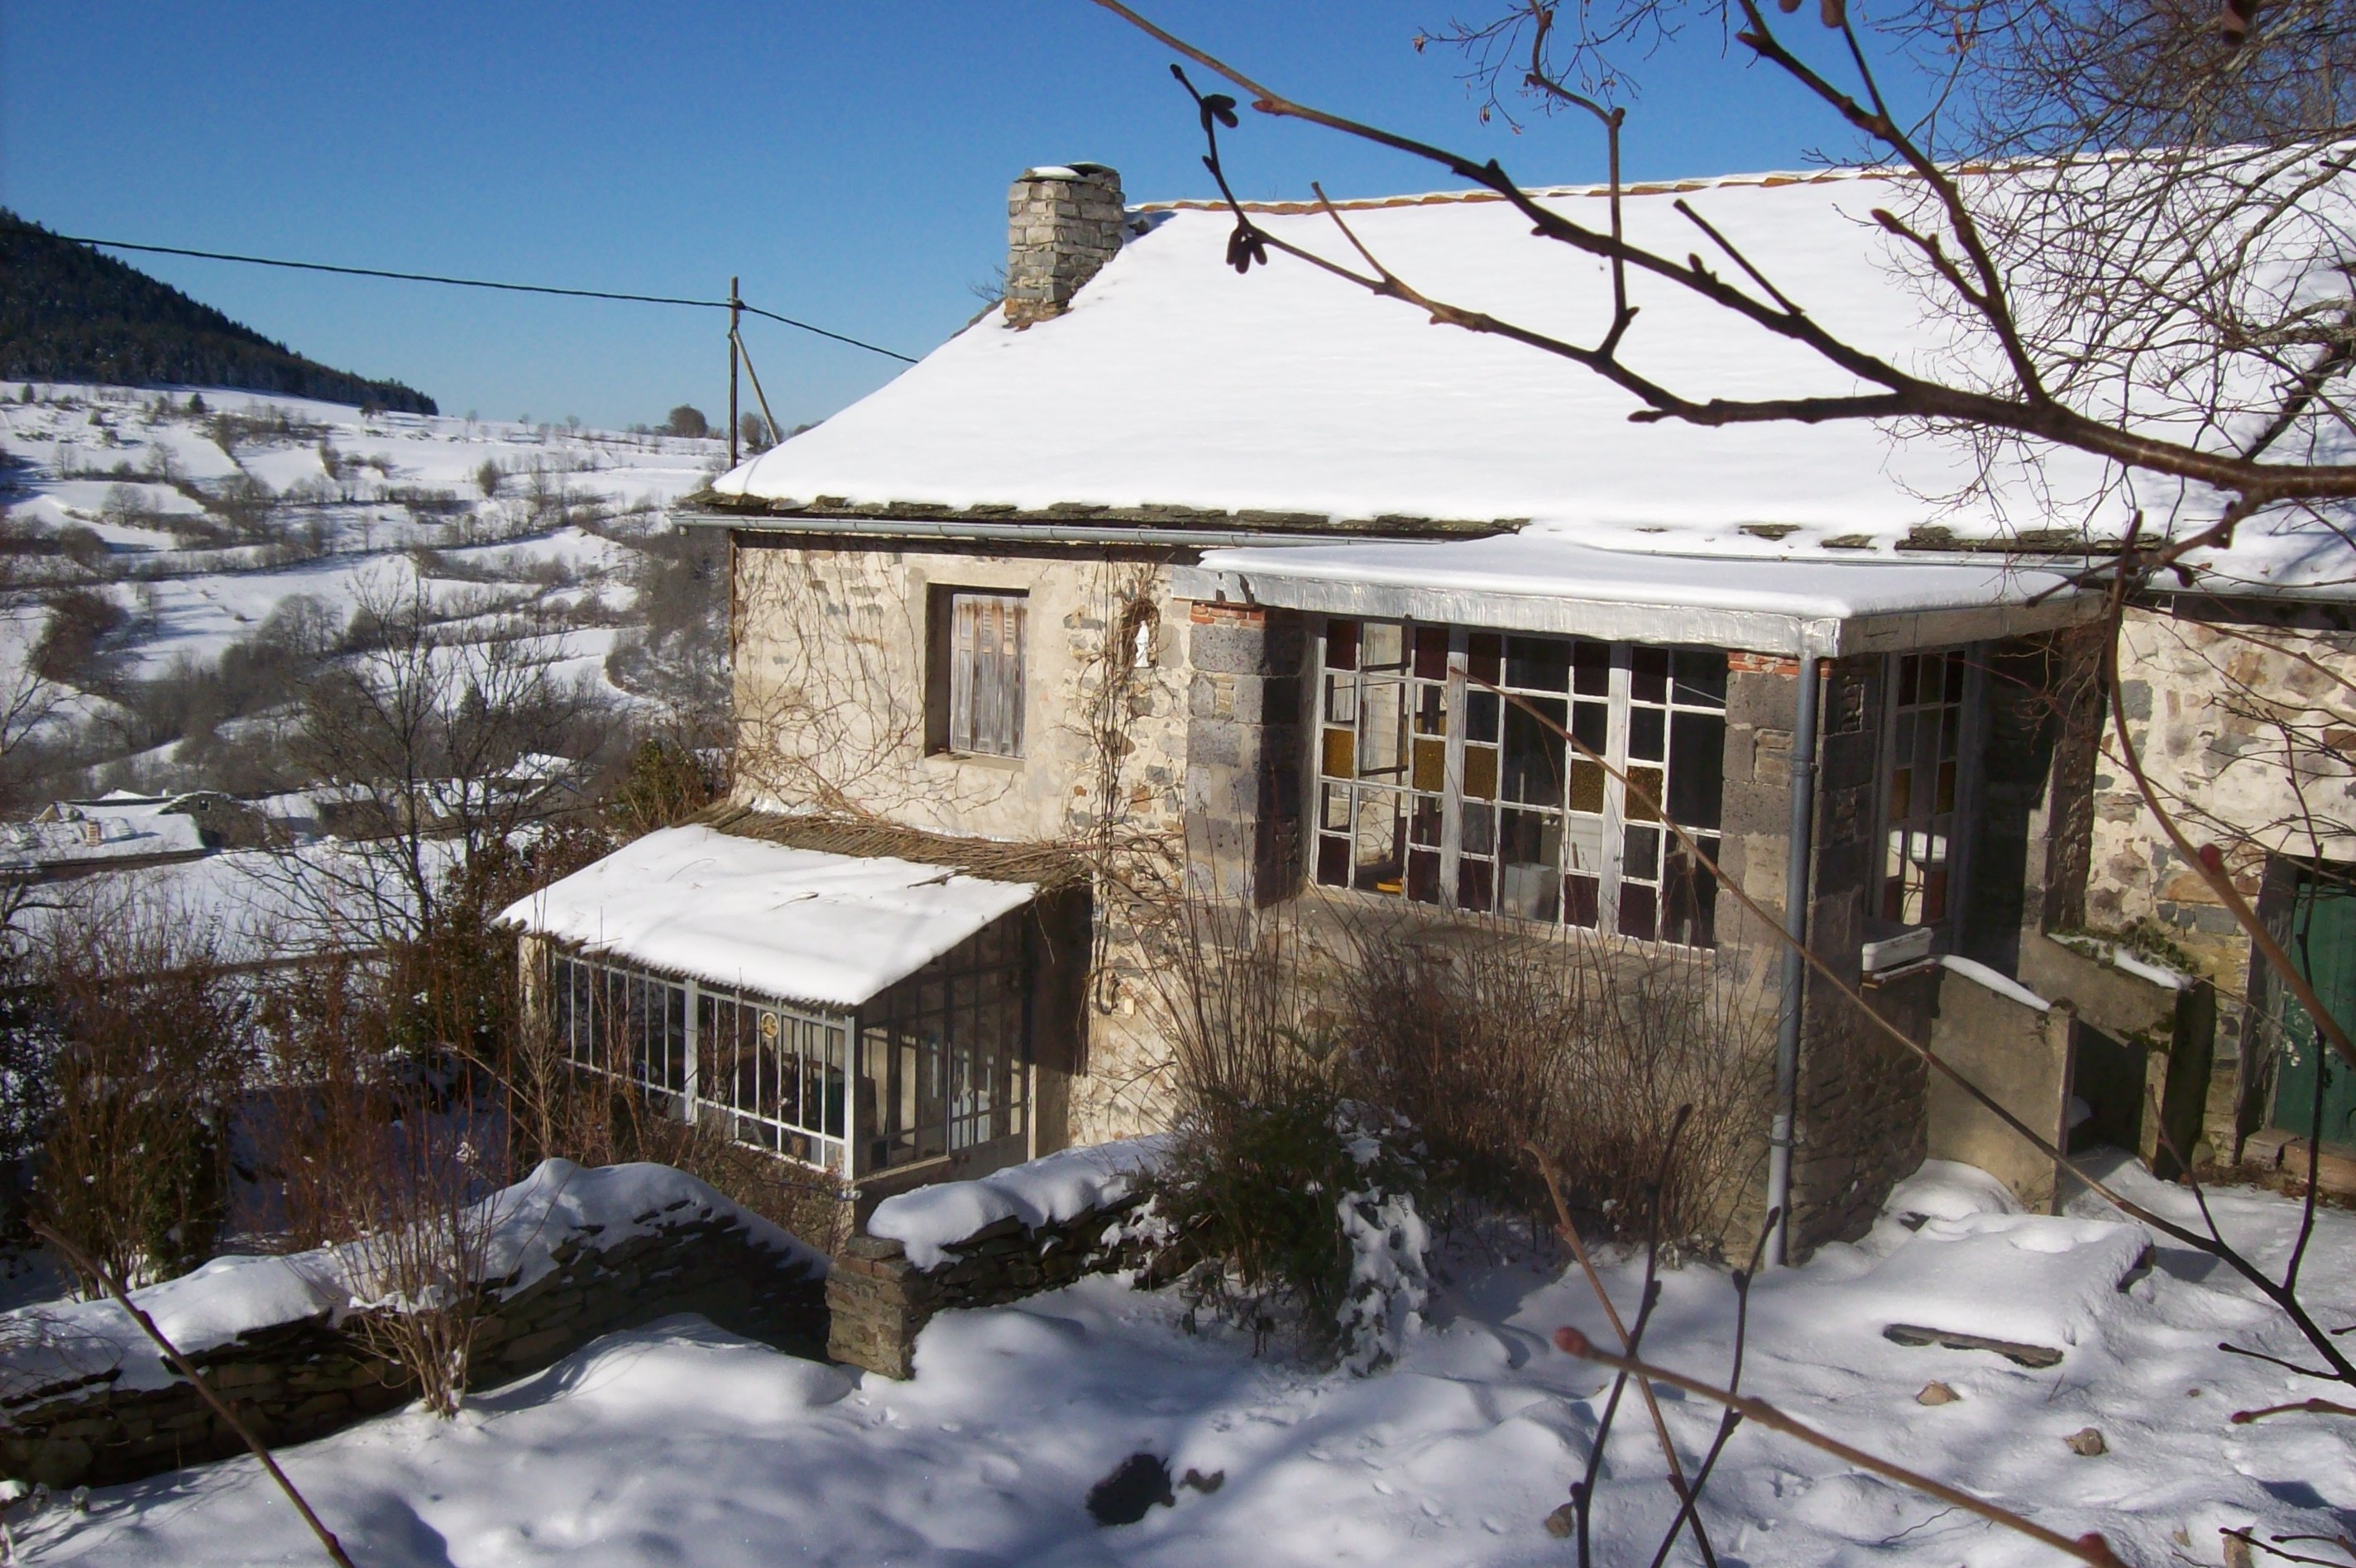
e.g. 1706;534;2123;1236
678;490;1522;541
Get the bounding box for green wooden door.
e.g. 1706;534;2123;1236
2275;882;2356;1150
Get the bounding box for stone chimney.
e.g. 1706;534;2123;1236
1004;164;1124;327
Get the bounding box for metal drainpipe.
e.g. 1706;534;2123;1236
1765;652;1821;1267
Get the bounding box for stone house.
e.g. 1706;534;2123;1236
508;160;2355;1246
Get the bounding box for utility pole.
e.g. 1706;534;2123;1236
728;274;742;466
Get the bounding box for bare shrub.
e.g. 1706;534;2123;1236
31;888;248;1293
1334;914;1773;1249
320;1094;506;1420
1143;903;1429;1368
247;955;395;1253
250;945;515;1419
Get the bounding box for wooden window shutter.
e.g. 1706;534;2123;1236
949;592;1025;756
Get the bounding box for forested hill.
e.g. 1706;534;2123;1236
0;213;436;414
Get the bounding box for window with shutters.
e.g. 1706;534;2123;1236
938;590;1027;758
1312;617;1726;947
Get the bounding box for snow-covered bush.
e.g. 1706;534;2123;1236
1151;1092;1429;1371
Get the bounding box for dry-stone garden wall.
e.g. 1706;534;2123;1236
827;1194;1156;1379
1;1171;826;1489
826;1141;1171;1379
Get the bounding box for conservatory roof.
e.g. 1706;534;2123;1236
497;825;1036;1011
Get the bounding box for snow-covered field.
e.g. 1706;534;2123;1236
24;1156;2356;1567
0;381;725;794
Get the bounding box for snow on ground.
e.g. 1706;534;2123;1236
872;1136;1170;1268
0;1162;818;1397
24;1153;2356;1567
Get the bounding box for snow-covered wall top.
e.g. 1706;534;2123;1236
713;165;2349;596
0;1159;818;1394
498;824;1035;1009
868;1136;1169;1269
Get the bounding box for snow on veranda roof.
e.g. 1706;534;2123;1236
710;162;2355;597
496;825;1035;1011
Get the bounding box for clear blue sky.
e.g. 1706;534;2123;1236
0;1;1904;431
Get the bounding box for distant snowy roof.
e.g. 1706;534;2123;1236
3;799;207;871
712;165;2349;597
21;841;453;964
497;825;1036;1009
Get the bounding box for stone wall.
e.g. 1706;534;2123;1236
826;1197;1152;1379
1;1208;825;1490
1927;970;2077;1211
731;539;1194;1144
2093;598;2356;1152
1788;656;1939;1247
1182;600;1309;904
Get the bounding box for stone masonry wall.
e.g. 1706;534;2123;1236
1789;655;1936;1250
2094;599;2356;1151
731;540;1193;1144
1710;651;1931;1253
1;1209;826;1490
826;1197;1152;1379
1181;600;1309;905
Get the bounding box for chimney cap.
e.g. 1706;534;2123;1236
1020;162;1117;182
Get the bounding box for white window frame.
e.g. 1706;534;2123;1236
1310;616;1729;947
1869;645;1985;940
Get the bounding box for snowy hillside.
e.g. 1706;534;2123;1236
0;380;729;799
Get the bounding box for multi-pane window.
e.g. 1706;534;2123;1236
859;919;1029;1171
946;591;1027;757
1314;618;1726;946
697;988;850;1170
546;912;1032;1178
552;952;850;1174
1880;648;1970;926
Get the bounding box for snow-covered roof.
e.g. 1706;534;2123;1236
497;824;1037;1010
711;165;2349;598
22;841;451;964
2;801;207;872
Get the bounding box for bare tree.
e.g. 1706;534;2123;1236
282;569;614;949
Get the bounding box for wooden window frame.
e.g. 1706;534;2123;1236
1870;646;1985;939
931;588;1028;759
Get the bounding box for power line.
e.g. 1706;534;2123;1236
2;219;921;364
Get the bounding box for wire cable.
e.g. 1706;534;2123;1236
2;219;921;363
